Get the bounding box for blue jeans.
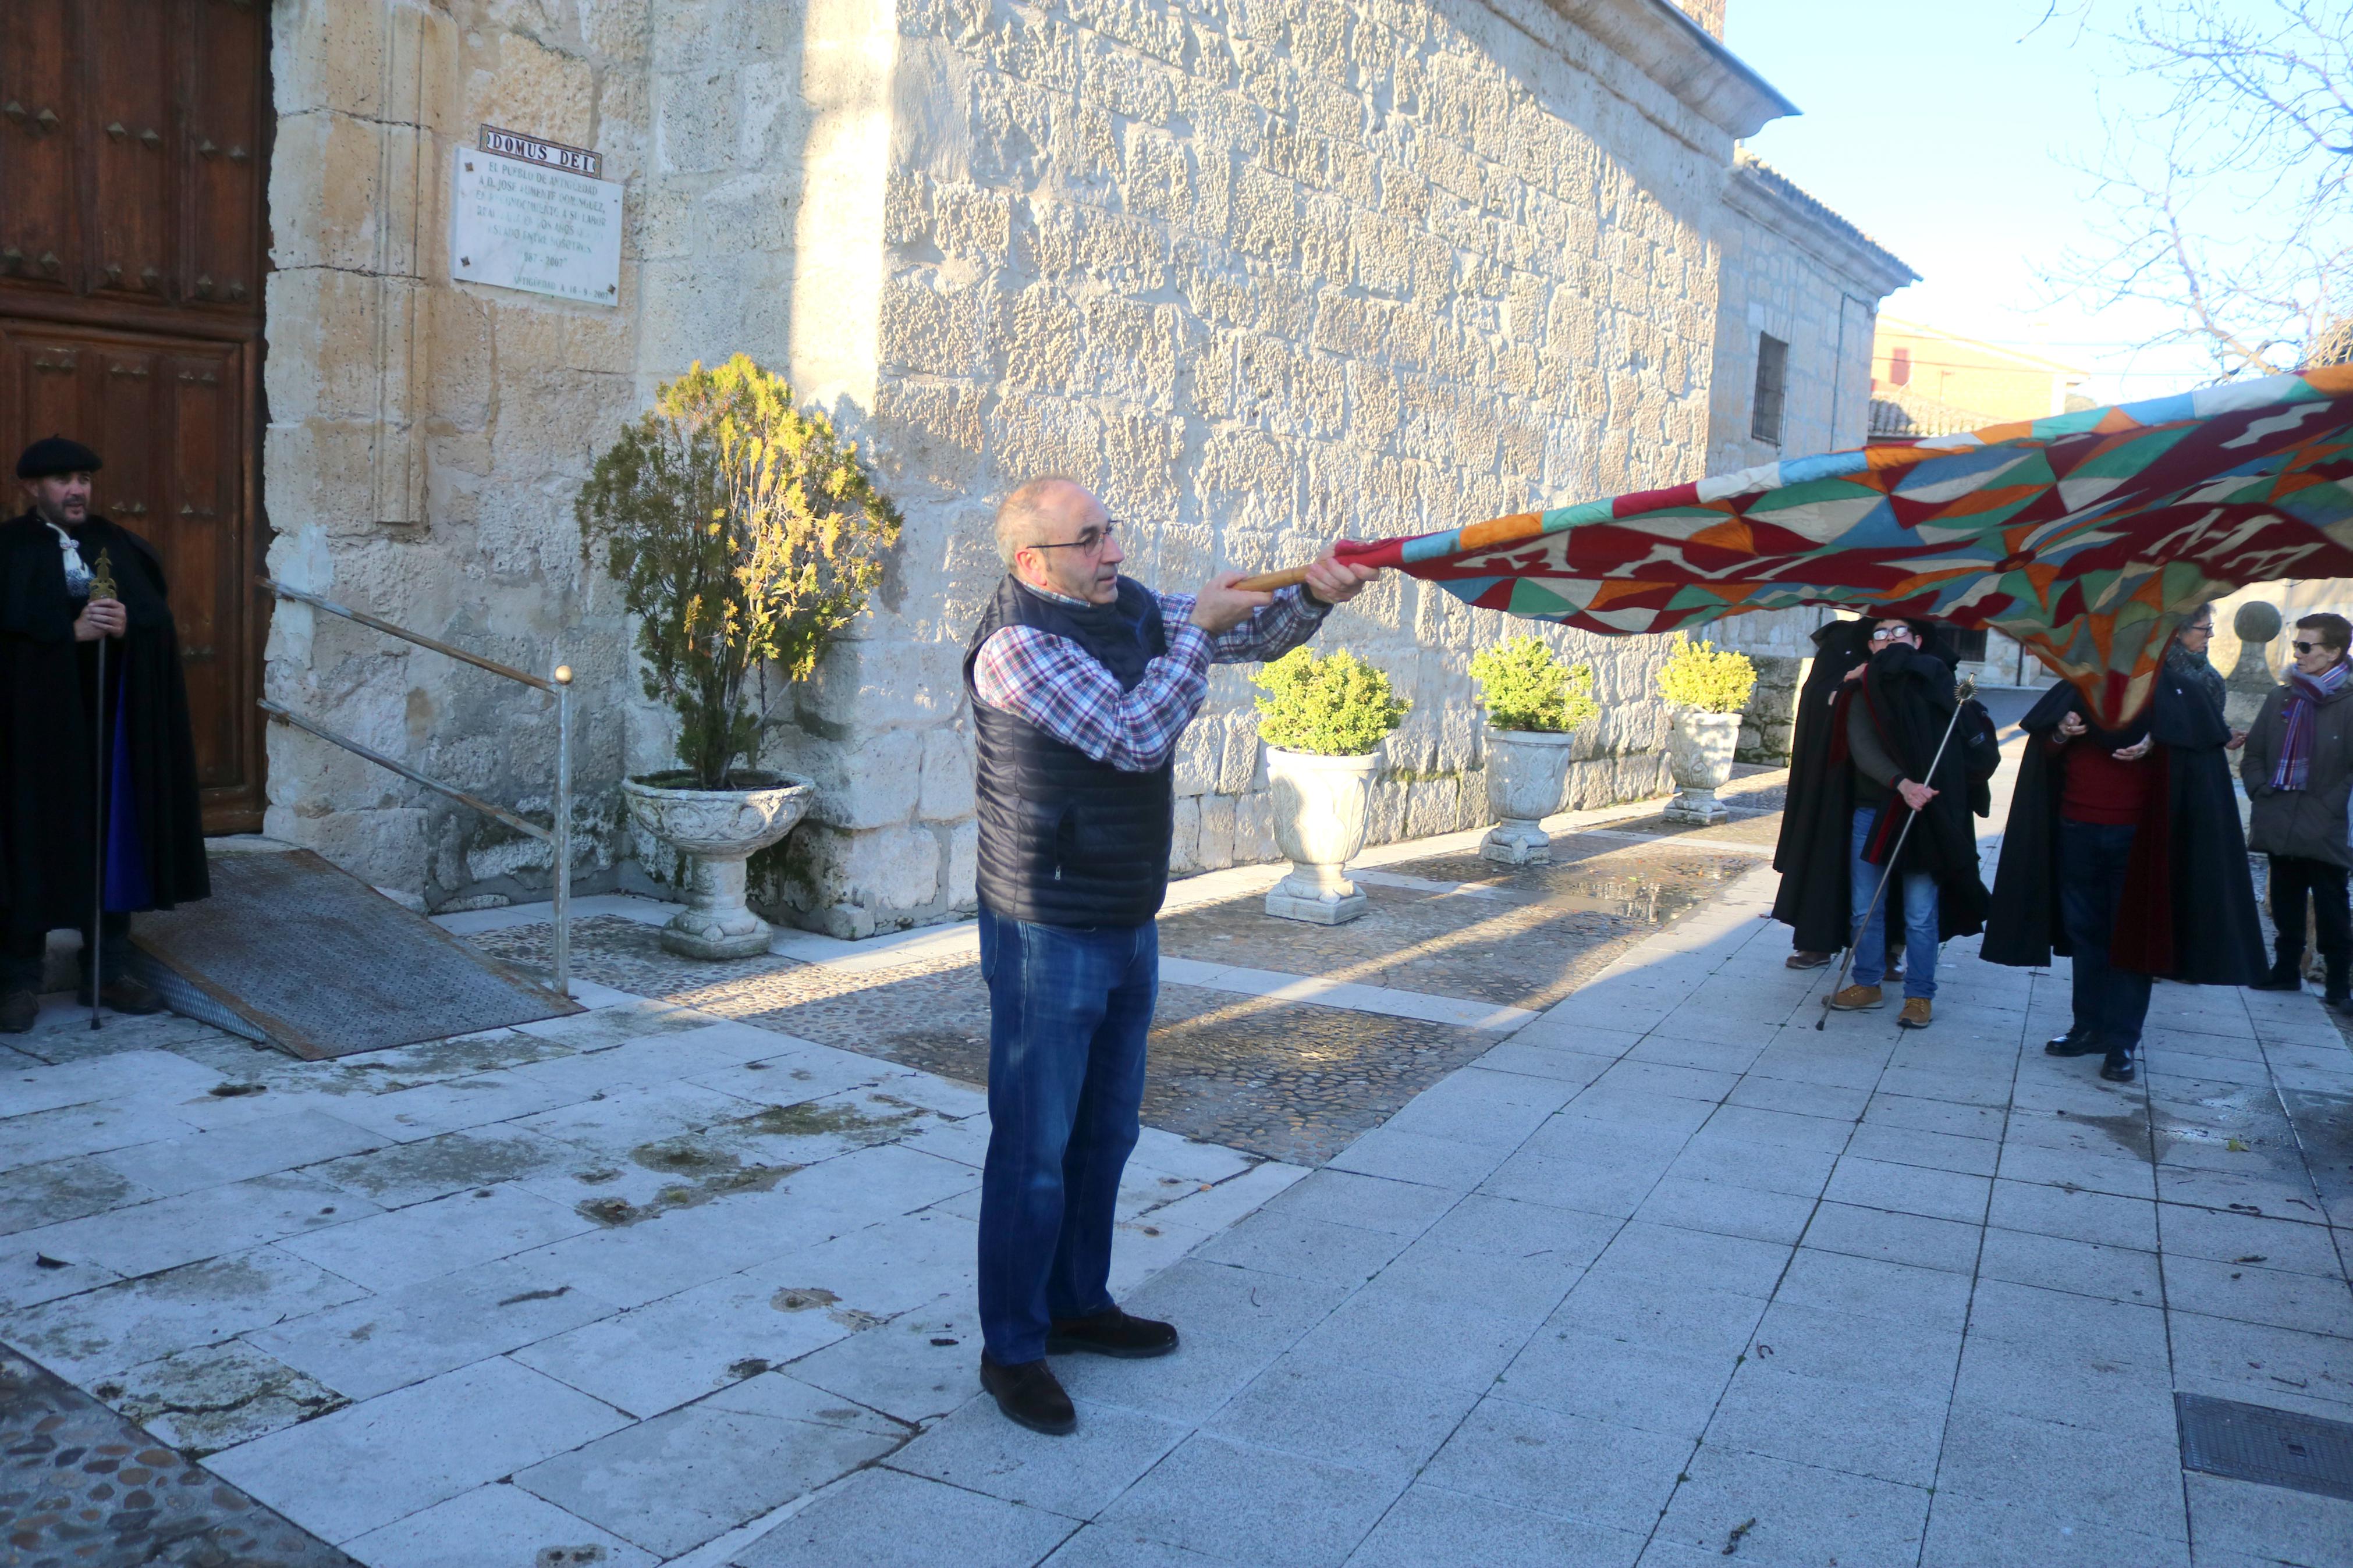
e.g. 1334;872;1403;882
2057;819;2152;1054
977;906;1158;1364
1850;808;1938;999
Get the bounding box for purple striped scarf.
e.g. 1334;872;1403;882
2270;658;2350;791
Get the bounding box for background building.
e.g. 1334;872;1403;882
0;0;1910;934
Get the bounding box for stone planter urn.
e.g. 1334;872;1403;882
622;773;815;958
1663;711;1742;823
1264;747;1380;924
1481;727;1575;864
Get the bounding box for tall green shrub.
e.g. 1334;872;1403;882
577;355;902;789
1251;648;1410;756
1654;633;1758;714
1470;637;1600;733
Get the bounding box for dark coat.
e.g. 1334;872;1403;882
1772;618;1875;952
1983;671;2266;982
0;513;210;937
2240;671;2353;869
1834;638;1990;942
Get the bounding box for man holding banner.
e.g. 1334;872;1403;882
963;477;1378;1435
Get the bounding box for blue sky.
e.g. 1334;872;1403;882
1723;0;2207;405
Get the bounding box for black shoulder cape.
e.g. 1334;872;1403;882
1982;670;2264;983
1772;618;1873;951
0;513;209;936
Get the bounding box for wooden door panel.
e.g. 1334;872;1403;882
2;322;250;799
185;0;265;312
0;0;268;834
168;348;239;788
83;0;178;305
0;0;80;295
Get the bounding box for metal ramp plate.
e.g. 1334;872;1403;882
2177;1392;2353;1502
131;848;582;1059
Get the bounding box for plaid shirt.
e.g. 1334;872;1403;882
971;582;1331;773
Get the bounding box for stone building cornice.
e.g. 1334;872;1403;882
1724;152;1920;301
1541;0;1798;140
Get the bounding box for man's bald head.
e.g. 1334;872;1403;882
993;477;1098;567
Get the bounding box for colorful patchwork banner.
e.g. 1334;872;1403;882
1338;366;2353;724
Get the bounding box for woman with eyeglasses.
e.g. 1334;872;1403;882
2240;612;2353;1009
1986;606;2267;1082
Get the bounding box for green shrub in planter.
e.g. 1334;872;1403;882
1251;647;1410;756
1655;632;1757;714
1470;637;1599;733
576;354;901;789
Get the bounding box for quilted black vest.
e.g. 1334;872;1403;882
963;574;1176;926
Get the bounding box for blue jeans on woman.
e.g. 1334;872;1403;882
1850;807;1939;998
976;906;1158;1366
2056;818;2152;1054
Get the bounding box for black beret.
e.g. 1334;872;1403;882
15;436;102;480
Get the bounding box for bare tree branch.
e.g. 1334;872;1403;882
2042;0;2353;376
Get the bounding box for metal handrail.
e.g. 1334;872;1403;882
258;578;573;994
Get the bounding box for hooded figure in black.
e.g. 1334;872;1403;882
1772;617;1876;964
1984;629;2265;1083
1;438;208;1029
1822;615;1991;1028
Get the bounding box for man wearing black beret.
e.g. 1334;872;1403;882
2;438;210;1030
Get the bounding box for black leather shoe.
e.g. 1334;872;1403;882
76;976;166;1015
2249;963;2304;993
2099;1050;2136;1083
0;988;35;1034
2045;1031;2105;1058
1048;1307;1179;1359
978;1354;1075;1436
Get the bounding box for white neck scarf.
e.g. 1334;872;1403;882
44;520;91;598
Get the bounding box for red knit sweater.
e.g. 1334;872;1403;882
2057;738;2155;825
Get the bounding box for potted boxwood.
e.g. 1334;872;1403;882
1250;647;1409;924
1470;636;1600;863
1655;632;1757;823
577;355;901;957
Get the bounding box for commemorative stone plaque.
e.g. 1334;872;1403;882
450;125;622;305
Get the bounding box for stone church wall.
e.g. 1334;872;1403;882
256;0;1896;933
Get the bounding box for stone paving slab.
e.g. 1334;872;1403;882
0;952;1308;1563
747;851;2353;1568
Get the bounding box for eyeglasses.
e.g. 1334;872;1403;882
2184;623;2213;635
1869;628;1913;642
2294;641;2332;655
1027;521;1119;558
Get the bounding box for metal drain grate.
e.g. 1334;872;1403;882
2177;1392;2353;1501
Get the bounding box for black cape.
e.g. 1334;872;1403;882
0;513;209;936
1839;638;1990;943
1982;669;2263;983
1772;618;1875;952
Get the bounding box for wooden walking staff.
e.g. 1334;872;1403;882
1816;675;1978;1031
86;547;116;1031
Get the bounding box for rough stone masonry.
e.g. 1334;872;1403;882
257;0;1909;935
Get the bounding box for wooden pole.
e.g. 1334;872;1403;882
1231;566;1311;593
87;550;118;1031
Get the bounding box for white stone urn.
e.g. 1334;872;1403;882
622;773;815;958
1264;747;1380;924
1481;727;1575;864
1663;710;1742;823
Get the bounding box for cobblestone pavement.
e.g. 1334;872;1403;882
1;1343;353;1566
